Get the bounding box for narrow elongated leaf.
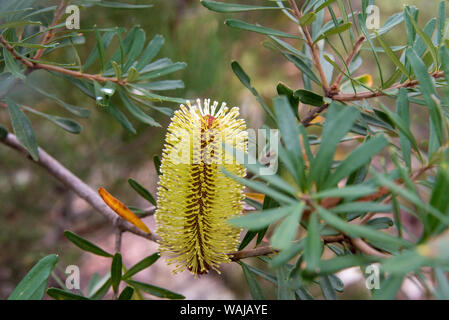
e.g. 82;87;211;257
310;103;359;189
231;61;275;120
276;266;296;300
273;95;305;189
119;90;160;127
229;204;298;230
47;288;89;300
271;203;305;250
3;48;25;80
81;1;153;9
317;206;412;249
225;19;300;39
106;103;136;134
312;185;376;199
64;231;113;257
407;12;439;66
22;106;82;134
111;253;122;294
8;254;58;300
240;262;265;300
137;80;184;91
314;22;352;43
304;213;322;272
294;89;324;106
202;1;279;12
128;178;157;206
123;28;146;72
7;98;39;161
123;253;160;279
325;135;389;188
118;286;134;300
136;34;164;71
126;280;185;299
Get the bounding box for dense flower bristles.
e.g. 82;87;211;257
155;98;247;275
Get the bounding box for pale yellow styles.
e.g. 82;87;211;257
155;99;247;275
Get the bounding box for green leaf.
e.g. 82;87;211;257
83;31;115;71
229;204;298;230
376;34;409;77
8;254;58;300
201;1;279;12
378;103;421;156
0;125;8;139
314;22;352;44
119;90;160;127
118;286;134;300
126;67;139;82
276;266;296;300
282;53;321;85
273;95;305;189
111;253;122;294
123;28;146;72
240;262;265;300
271;203;305;250
26;83;90;118
299;12;316;27
293;89;324;106
221;168;297;205
138;62;187;80
47;288;89;300
22;106;82;134
153;155;162;176
94;26;105;73
80;1;153;9
225;19;300;39
396;88;411;169
372;274;403;300
270;240;304;268
90;277;111;300
319;276;337;300
106;103;137;134
126;280;185;299
137;80;184;91
231;61;275;120
317;206;412;249
6;98;39;161
309;103;359;189
312;185;376;199
276;82;299;116
136;34;164;71
304;213;322;272
123;253;160;279
64;231;113;257
331;202;392;214
325;135;389;188
406;11;439;66
128;178;157;206
428;163;449;233
407;48;443;145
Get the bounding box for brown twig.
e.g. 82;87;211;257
0;35;126;85
32;0;67;61
288;0;331;95
331;35;366;91
0;132;161;243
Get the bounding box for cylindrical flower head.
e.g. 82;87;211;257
155;98;247;275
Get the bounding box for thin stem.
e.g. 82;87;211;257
288;0;331;95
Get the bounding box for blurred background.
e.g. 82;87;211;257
0;0;442;299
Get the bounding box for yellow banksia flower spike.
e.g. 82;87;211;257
155;98;247;276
